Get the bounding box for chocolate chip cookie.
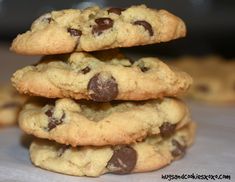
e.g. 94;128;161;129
170;56;235;104
19;97;190;146
11;5;186;55
0;85;27;126
12;51;192;102
29;122;196;177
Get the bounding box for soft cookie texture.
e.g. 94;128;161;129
19;97;190;146
170;56;235;104
12;51;192;102
29;122;196;177
0;85;27;126
11;5;186;55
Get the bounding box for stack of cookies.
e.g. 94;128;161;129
10;5;196;177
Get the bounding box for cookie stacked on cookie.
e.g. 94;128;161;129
11;5;196;177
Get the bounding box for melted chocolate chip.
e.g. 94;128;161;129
160;122;177;137
138;62;150;72
81;66;91;74
108;8;125;15
171;139;186;158
67;28;82;37
95;18;113;27
133;20;153;36
140;66;150;72
58;145;70;157
45;109;65;131
196;84;210;93
92;18;114;36
46;17;53;23
45;109;53;117
88;73;118;102
1;102;21;109
42;16;53;23
107;146;137;174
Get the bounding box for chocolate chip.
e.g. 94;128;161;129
48;114;65;131
42;16;53;23
133;20;153;36
137;62;150;72
58;145;70;157
45;109;65;131
160;122;177;137
81;66;91;74
46;17;53;23
108;8;125;15
107;146;137;174
196;84;210;93
92;18;114;36
171;139;186;158
0;102;21;109
45;109;53;117
88;73;118;102
67;28;82;37
140;66;150;72
95;18;113;28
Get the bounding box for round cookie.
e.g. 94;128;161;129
12;51;192;102
29;122;196;177
0;85;27;126
19;97;190;146
11;5;186;55
169;56;235;104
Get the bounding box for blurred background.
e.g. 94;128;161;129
0;0;235;83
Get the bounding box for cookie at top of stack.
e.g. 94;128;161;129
11;4;196;177
11;4;186;55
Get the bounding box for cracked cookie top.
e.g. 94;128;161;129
11;5;186;55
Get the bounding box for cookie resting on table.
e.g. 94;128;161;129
29;122;196;177
12;51;192;102
0;85;27;126
19;97;191;146
11;5;186;55
169;56;235;104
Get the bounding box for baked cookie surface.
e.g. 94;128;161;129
29;122;196;177
11;5;186;55
19;97;190;146
0;85;27;126
170;56;235;104
12;51;192;102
